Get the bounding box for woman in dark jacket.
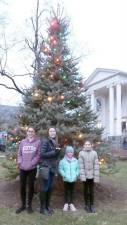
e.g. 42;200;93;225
39;127;60;214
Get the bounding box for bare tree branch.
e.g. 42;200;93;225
0;83;20;92
0;70;26;95
12;73;33;77
0;0;45;96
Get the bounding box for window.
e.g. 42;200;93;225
122;121;126;132
96;98;102;112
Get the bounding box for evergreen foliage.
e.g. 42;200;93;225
95;142;117;174
19;6;101;143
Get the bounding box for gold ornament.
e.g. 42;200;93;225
50;74;54;79
78;133;83;138
60;95;64;100
47;96;53;102
32;89;43;101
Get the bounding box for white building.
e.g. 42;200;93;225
85;68;127;140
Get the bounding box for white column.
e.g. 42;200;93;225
109;85;114;136
91;91;95;111
116;83;122;135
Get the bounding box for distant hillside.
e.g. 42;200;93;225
0;105;19;128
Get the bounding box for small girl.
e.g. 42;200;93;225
78;140;99;213
59;146;79;211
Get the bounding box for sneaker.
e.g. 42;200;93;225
63;203;69;211
15;206;26;214
69;204;76;211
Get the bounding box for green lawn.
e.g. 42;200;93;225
0;155;8;179
0;205;127;225
0;159;127;225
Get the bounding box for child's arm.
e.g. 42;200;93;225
17;141;22;167
78;152;86;181
93;151;100;183
76;160;80;178
58;160;65;178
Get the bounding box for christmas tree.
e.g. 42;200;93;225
19;7;100;144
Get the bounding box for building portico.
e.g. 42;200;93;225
86;68;127;139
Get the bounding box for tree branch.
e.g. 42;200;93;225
0;83;20;92
0;70;26;95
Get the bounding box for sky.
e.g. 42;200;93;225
0;0;127;105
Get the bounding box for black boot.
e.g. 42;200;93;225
89;191;95;213
27;198;33;213
84;195;91;213
46;189;54;214
40;192;49;215
27;186;34;213
16;196;26;214
90;205;96;213
84;204;91;213
27;204;33;214
16;205;26;214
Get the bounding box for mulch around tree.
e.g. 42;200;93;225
0;175;126;211
1;149;127;211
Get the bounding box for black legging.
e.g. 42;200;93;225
83;179;94;205
64;182;75;204
20;168;37;207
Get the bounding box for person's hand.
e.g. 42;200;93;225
56;147;61;151
17;163;21;168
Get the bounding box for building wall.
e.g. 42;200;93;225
95;84;127;137
86;70;127;138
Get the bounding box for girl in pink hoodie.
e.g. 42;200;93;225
16;126;41;214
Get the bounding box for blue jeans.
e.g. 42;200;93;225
41;171;55;192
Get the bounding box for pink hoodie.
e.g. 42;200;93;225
17;138;41;171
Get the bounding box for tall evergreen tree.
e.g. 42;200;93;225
20;6;100;143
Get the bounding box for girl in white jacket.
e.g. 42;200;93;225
78;140;99;213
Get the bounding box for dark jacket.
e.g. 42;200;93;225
40;138;60;173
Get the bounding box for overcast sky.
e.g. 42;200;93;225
0;0;127;105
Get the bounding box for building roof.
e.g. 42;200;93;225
85;68;127;88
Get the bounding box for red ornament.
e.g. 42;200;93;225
54;57;61;65
49;18;60;31
49;35;58;46
11;129;17;135
43;47;49;54
50;35;54;41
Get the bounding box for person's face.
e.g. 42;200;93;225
83;141;92;151
27;127;35;139
49;128;56;139
66;152;73;158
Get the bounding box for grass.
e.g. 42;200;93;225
0;158;127;225
0;154;8;180
0;206;127;225
103;160;127;187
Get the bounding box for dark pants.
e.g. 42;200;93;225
0;144;6;152
40;171;55;210
19;168;37;207
64;182;75;204
83;179;94;206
